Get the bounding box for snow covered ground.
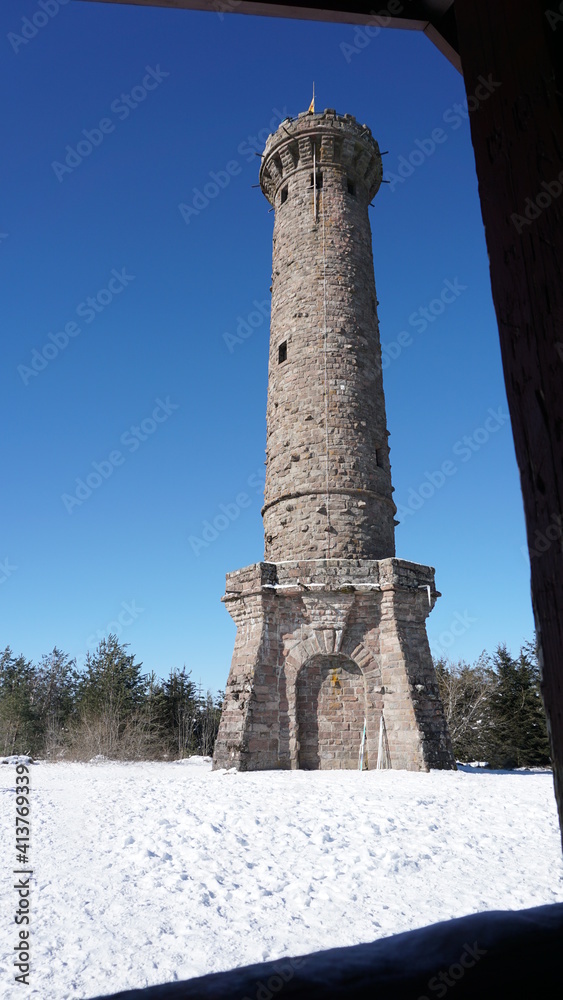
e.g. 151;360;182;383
1;757;563;999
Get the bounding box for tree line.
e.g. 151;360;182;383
1;635;551;768
0;636;223;761
435;641;551;768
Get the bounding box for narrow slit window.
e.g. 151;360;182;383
376;448;384;468
310;171;323;189
278;341;287;364
347;178;356;196
280;185;288;204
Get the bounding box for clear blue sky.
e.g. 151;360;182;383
1;0;534;691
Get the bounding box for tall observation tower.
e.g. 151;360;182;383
213;108;455;772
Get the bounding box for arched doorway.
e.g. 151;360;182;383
296;655;366;769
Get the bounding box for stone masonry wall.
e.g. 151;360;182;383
296;655;366;769
259;110;396;562
212;559;455;772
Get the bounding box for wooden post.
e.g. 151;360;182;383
455;0;563;844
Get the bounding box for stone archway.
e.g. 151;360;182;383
296;654;366;770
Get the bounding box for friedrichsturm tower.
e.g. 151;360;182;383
213;108;455;772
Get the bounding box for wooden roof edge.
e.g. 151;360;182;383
75;0;461;73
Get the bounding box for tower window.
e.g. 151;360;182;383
280;185;288;204
347;178;356;196
376;448;384;468
278;341;287;363
310;171;323;189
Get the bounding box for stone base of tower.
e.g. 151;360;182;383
212;558;456;772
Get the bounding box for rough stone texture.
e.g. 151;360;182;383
260;109;395;562
213;559;453;772
213;110;455;772
296;655;367;770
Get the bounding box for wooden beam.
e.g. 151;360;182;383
74;0;461;70
455;0;563;847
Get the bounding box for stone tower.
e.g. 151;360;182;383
212;108;455;772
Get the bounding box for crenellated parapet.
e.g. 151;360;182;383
259;108;383;207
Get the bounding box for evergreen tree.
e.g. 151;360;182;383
0;647;37;755
72;636;146;757
142;671;167;733
160;667;198;757
76;635;145;719
33;648;78;755
488;643;551;769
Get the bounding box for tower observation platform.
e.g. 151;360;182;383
212;108;455;773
